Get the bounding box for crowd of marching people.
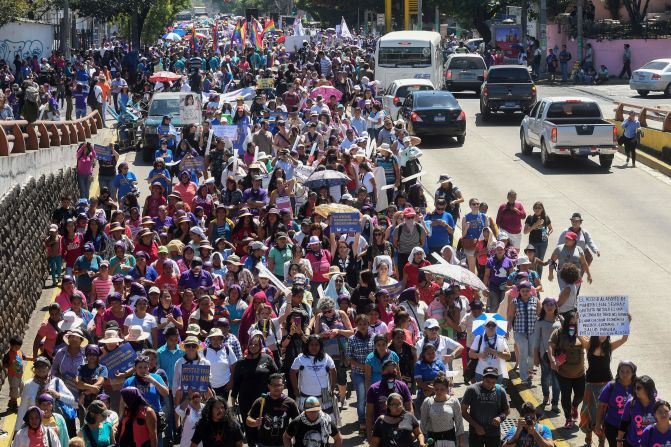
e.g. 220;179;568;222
1;11;663;447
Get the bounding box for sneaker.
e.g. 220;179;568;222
563;418;575;428
551;404;561;413
571;405;579;420
541;398;549;407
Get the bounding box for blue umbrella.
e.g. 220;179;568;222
173;29;186;36
163;32;182;41
472;313;507;336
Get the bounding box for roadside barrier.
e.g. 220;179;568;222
613;103;671;162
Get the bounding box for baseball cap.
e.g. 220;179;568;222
423;318;440;330
482;367;499;378
565;231;578;241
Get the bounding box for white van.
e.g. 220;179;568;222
375;31;444;91
381;79;435;120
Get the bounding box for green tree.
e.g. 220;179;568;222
295;0;381;25
622;0;651;26
0;0;28;28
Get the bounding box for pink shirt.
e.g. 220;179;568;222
55;290;88;311
92;277;113;301
174;182;198;207
37;320;59;357
496;202;527;235
76;145;96;175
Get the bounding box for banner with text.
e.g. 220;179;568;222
94;144;113;162
100;343;137;376
181;364;211;392
330;212;361;234
578;295;629;336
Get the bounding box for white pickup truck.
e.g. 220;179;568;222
520;97;618;169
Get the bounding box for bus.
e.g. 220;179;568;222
375;31;444;91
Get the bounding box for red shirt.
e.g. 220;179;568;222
61;234;83;267
417;281;440;305
496;202;527;234
155;274;179;305
306;249;332;283
403;260;431;288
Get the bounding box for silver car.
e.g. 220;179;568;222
444;54;487;94
629;58;671;96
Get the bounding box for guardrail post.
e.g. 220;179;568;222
0;126;8;156
37;123;50;148
615;103;624;121
25;124;39;150
47;123;60;146
88;115;99;135
10;124;25;153
81;119;92;139
663;112;671;133
640;108;648;128
92;110;103;129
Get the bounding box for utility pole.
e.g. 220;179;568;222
577;0;584;62
417;0;422;30
539;0;547;77
435;4;439;32
61;0;71;59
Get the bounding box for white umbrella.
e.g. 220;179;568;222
163;32;182;41
420;263;487;291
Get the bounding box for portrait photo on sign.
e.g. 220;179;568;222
180;93;201;124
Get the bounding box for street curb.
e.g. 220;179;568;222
617;145;671;176
506;364;572;447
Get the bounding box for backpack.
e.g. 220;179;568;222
396;221;422;245
25;84;39;104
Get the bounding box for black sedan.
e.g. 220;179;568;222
398;90;466;144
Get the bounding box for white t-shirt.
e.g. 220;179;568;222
204;345;238;388
416;335;461;370
124;313;157;334
558;283;579;313
290;353;335;396
362;172;375;193
470;334;509;378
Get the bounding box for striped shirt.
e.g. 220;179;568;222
92;277;113;302
512;296;539;334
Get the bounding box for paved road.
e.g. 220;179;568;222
415;83;671;444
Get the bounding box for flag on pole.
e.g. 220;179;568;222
263;17;276;36
232;19;247;48
340;16;352;39
294;12;304;36
252;17;265;51
212;22;218;51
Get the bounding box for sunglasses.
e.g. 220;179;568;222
185;344;198;349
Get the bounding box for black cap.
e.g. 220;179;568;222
482;366;499;378
571;212;582;221
471;300;484;310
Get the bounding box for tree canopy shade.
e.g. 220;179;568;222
0;0;28;28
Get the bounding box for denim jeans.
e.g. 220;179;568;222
514;331;533;381
163;393;175;444
487;286;504;312
48;256;62;282
352;371;366;425
540;357;560;405
561;62;569;81
77;173;92;199
533;240;548;276
76;107;86;119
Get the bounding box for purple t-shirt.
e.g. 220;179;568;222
486;256;514;288
621;397;656;446
178;270;214;290
366;379;412;421
640;424;671;447
598;381;633;427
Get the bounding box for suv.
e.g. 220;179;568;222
480;65;536;121
141;92;202;162
444;54;487;94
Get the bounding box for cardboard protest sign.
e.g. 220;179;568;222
256;78;275;89
577;296;630;336
212;124;238;139
294;164;315;182
94;144;113;162
99;343;137;376
181;364;211;392
180;155;205;172
330;212;361;234
179;94;201;124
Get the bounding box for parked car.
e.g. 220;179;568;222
480;65;536;121
399;90;466;144
520;97;618;169
381;78;435;120
444;53;487;94
142;92;203;162
629;58;671;96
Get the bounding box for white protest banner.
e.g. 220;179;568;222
179;93;201;124
373;166;388;212
205;129;214;155
294;164;315;182
577;296;630;336
380;184;395;191
212;124;238;139
431;252;448;265
402;171;427;183
256;264;291;297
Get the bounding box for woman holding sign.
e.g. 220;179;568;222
580;333;630;446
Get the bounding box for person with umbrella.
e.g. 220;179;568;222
469;315;511;384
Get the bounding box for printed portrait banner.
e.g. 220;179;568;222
180;155;205;172
181;364;211;392
100;343;137;376
577;295;629;336
330;212;361;234
94;144;113;162
179;93;201;124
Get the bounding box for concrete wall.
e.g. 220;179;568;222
0;20;55;62
546;23;671;72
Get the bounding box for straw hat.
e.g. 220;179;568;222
124;325;150;342
99;329;124;344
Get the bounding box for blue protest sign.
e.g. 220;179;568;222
181;364;210;392
94;144;113;162
330;212;361;234
99;343;137;376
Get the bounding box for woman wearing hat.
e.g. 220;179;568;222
305;235;333;301
77;400;115;447
557;212;600;266
37;392;70;447
230;210;258;256
11;406;61;447
548;230;593;289
284;395;342;447
147;157;172;195
16;356;76;434
143;182;167;219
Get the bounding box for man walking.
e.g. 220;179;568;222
559;45;572;82
461;367;511;447
619;43;632;79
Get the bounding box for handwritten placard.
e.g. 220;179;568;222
294;164;315;182
94;144;113;162
330;212;361;234
99;343;137;376
212;124;238;139
578;296;629;336
256;78;275;89
181;364;211;392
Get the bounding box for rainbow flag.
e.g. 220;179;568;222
232;19;247;47
263;18;276;36
252;18;264;51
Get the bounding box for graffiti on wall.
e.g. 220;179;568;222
0;40;44;62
